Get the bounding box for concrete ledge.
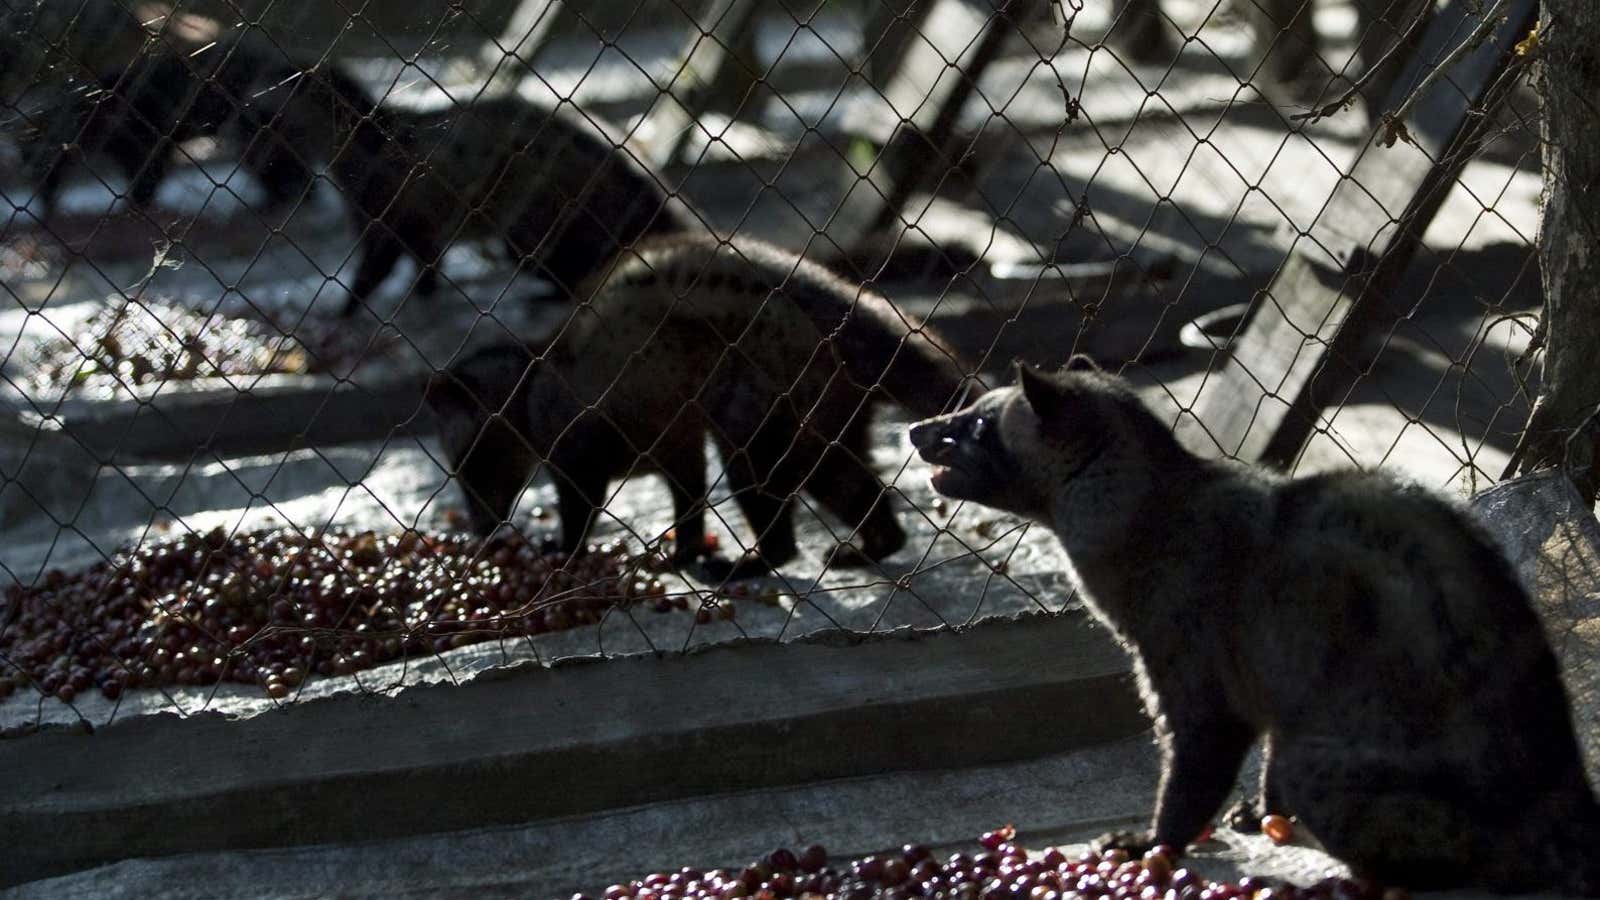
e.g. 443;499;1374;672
26;372;430;460
1;735;1163;900
4;290;568;461
0;612;1141;888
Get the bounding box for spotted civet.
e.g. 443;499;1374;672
427;234;980;579
908;358;1600;895
237;67;695;316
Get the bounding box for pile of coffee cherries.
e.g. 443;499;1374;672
577;827;1394;900
1;232;51;281
27;297;394;394
0;527;708;704
28;299;311;393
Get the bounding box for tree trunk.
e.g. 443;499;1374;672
1504;0;1600;503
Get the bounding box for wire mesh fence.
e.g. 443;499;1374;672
0;0;1552;725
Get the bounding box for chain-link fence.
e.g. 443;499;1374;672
0;0;1551;731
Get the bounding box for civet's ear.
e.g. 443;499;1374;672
1062;354;1100;373
1017;363;1088;433
1017;363;1058;411
1009;359;1029;386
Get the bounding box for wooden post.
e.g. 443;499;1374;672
1104;0;1173;64
478;0;571;88
816;0;1013;253
1185;0;1538;467
636;0;762;169
867;0;1013;234
863;0;925;84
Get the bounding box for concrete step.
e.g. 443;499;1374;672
0;612;1144;888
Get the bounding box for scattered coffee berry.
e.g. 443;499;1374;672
583;829;1389;900
1261;815;1294;846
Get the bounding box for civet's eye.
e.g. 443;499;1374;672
970;416;988;441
